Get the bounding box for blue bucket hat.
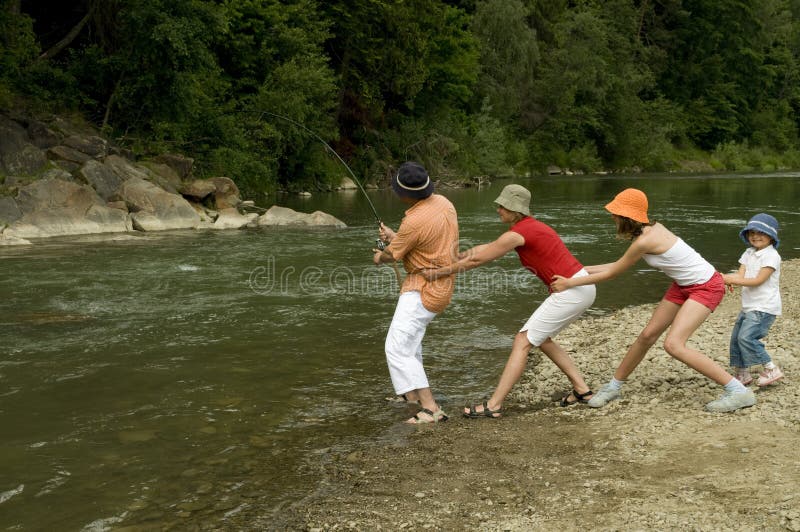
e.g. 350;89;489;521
740;213;780;248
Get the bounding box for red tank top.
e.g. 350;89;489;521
511;216;583;287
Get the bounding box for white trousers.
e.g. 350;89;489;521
385;291;437;395
521;269;596;347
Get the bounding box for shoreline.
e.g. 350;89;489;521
263;259;800;531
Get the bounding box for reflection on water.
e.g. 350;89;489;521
0;173;798;528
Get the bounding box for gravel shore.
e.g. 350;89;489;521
271;259;800;531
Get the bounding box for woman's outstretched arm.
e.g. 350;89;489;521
421;231;524;280
550;240;647;291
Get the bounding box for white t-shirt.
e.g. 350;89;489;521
739;245;781;315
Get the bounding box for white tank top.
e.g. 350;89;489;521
642;238;715;286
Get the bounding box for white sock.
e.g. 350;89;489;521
609;377;624;390
765;361;776;370
725;378;747;394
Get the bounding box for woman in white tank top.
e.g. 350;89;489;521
551;188;756;413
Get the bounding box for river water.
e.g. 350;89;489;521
1;173;798;529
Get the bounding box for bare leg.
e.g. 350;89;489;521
663;299;734;385
614;299;680;381
464;331;531;415
404;388;443;423
539;337;592;401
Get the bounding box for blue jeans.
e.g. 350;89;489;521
729;310;776;368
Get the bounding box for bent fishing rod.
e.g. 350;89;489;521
262;111;401;281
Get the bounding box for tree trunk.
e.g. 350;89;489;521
38;9;91;60
102;77;122;131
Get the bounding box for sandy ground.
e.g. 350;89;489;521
270;260;800;531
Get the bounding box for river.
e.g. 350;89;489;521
1;173;798;529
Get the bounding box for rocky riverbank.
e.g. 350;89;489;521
0;111;345;246
268;259;800;531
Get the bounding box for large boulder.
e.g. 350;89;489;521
63;134;107;158
117;177;200;231
180;176;241;209
257;205;346;228
47;145;91;166
0;116;48;176
139;161;182;193
154;153;194;179
26;120;61;149
104;154;150;181
0;196;22;225
210;208;259;230
180;179;217;201
209;177;240;209
4;178;132;238
78;159;127;201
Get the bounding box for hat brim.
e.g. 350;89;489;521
604;201;649;223
493;199;530;217
392;175;434;199
740;224;780;248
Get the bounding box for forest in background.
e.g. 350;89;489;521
3;0;800;197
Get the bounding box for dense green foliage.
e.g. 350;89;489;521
3;0;800;194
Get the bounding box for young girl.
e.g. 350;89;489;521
722;213;783;387
550;188;756;413
422;184;596;417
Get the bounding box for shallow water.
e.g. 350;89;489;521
1;173;798;528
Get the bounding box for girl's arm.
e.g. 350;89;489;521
550;240;646;291
421;231;524;280
585;263;614;275
722;265;775;287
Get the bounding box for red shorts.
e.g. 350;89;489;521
663;271;724;311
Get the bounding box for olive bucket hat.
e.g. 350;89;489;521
494;184;531;216
740;213;780;248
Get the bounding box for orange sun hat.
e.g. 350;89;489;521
604;188;649;223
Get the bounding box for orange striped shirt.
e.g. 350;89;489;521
387;194;459;313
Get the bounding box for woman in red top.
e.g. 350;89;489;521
423;184;596;417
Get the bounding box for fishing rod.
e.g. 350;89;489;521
260;112;381;224
262;111;402;282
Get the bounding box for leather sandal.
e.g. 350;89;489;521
560;389;593;407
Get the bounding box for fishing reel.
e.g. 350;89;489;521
375;238;387;251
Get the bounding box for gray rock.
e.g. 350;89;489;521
0;196;22;225
4;178;132;238
139;161;181;194
78;159;127;201
154;153;194;179
63;134;108;158
209;176;241;209
104;154;150;182
257;205;346;228
117;177;200;231
210;208;259;230
27;120;61;149
5;143;49;176
180;179;217;201
47;145;91;165
41;167;76;182
0;118;48;175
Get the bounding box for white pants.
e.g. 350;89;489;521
521;269;596;347
385;291;437;395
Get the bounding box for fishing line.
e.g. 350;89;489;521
260;111;383;227
262;111;402;285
